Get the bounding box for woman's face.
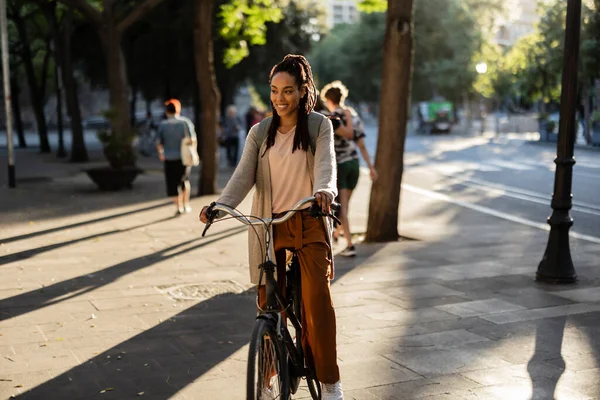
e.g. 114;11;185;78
270;72;306;121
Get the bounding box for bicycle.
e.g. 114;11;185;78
202;196;341;400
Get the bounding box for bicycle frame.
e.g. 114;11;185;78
203;196;337;398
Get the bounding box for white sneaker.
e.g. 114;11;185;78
339;245;356;257
322;380;344;400
260;387;276;400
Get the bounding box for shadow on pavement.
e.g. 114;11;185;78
10;233;361;399
0;215;176;266
0;201;172;244
527;317;566;400
14;289;258;399
0;226;247;323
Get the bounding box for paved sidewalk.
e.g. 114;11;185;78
1;146;600;399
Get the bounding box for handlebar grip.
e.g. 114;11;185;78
330;202;341;213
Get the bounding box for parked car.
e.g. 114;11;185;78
417;101;454;134
83;116;110;130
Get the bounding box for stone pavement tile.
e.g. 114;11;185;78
338;388;382;400
175;376;244;400
0;288;32;302
332;289;396;307
558;368;600;398
417;316;495;334
451;381;592;400
496;291;578;310
365;375;482;399
0;347;80;374
385;347;512;377
0;299;97;328
435;261;534;281
440;274;537;295
335;302;404;318
553;287;600;303
381;284;465;300
546;352;599;372
394;330;490;353
37;312;151;340
459;360;565;387
399;295;471;310
480;303;600;324
337;339;399;362
409;395;470;400
332;277;442;294
459;335;553;365
435;298;526;318
0;325;46;344
337;314;422;331
368;307;459;325
339;355;420;391
467;317;567;341
81;286;162;301
343;324;430;341
0;370;52;399
89;294;177;311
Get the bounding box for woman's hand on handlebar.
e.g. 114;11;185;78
314;191;332;214
199;206;210;224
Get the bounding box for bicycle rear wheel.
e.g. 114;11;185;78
247;318;290;400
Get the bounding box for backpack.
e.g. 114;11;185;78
254;112;326;155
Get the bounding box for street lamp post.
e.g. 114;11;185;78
537;0;581;283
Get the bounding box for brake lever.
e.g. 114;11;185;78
201;221;212;237
328;213;342;226
308;203;342;225
201;202;218;237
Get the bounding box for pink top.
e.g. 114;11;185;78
269;126;313;213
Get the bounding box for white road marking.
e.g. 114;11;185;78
440;174;600;216
402;183;600;245
484;160;534;171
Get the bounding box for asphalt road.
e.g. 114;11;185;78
362;125;600;243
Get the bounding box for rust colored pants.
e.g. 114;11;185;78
258;211;340;384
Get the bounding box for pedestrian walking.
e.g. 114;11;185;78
219;105;242;167
156;99;196;215
139;111;157;156
321;80;378;257
200;54;345;400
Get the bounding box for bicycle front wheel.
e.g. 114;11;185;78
247;318;290;400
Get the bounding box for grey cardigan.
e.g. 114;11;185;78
217;112;338;284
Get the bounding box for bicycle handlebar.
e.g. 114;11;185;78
202;196;341;237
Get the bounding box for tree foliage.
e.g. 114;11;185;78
311;0;502;104
488;0;599;108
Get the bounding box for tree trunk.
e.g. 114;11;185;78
365;0;414;242
194;0;221;195
62;8;88;162
13;13;51;152
10;77;27;148
100;19;132;142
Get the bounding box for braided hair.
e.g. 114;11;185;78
264;54;318;155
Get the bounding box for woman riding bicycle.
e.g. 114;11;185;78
199;54;344;400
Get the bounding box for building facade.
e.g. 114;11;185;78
323;0;360;27
493;0;540;48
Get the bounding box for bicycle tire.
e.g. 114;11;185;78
247;318;291;400
287;268;302;394
306;374;322;400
